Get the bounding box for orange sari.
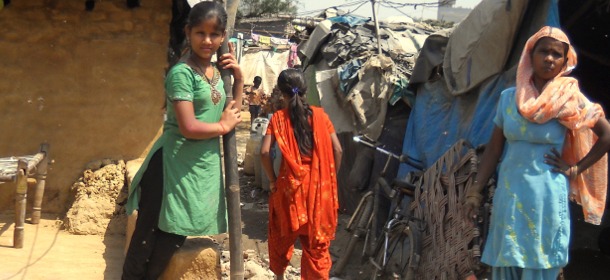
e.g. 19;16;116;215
516;26;607;224
268;106;339;242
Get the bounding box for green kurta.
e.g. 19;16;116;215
126;62;227;236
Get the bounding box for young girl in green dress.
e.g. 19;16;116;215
122;2;243;279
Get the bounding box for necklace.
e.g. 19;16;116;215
189;56;222;105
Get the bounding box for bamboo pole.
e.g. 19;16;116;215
31;143;49;224
217;0;244;279
26;152;45;174
0;152;45;182
14;160;27;249
370;0;383;56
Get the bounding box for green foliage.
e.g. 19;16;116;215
238;0;298;18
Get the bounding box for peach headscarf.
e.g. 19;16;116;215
516;26;607;225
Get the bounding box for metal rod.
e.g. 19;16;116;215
370;0;383;55
354;135;400;160
217;0;243;279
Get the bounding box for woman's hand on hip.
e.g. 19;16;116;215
544;147;572;177
219;100;242;130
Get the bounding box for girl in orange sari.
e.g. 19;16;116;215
261;69;343;280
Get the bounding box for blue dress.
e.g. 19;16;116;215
481;88;570;269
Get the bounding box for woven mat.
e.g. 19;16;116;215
409;139;487;279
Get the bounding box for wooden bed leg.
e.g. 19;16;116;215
14;160;28;249
31;143;49;224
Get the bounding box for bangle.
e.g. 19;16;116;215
218;122;227;135
570;165;578;181
466;192;483;201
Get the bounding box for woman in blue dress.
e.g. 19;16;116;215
464;26;610;279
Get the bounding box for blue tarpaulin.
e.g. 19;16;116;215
328;15;370;27
397;0;561;178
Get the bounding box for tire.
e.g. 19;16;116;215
370;220;420;280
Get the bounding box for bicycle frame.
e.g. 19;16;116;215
332;136;424;278
370;186;423;280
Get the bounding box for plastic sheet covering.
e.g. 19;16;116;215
397;0;561;178
314;61;356;134
443;0;528;96
240;50;290;95
397;72;515;178
346;55;394;140
299;20;333;64
328;15;370;27
409;29;452;85
337;58;364;96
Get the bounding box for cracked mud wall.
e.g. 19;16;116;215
0;0;171;213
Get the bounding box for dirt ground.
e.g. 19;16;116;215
2;114;610;280
0;22;608;280
0;111;363;280
1;1;609;279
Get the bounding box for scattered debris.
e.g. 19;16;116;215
220;249;301;280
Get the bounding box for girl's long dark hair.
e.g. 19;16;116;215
164;1;228;109
277;69;313;157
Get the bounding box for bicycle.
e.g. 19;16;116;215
332;135;424;279
368;170;424;280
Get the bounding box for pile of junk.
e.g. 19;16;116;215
241;10;443;200
297;11;441;212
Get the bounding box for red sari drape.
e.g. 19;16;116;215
268;107;339;242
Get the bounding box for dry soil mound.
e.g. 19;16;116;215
64;160;128;235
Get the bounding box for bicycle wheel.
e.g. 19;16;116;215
333;193;375;276
370;220;421;280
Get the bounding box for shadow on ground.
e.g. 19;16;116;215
102;221;126;279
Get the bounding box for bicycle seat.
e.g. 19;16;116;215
393;178;416;195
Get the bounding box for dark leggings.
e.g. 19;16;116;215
122;149;187;280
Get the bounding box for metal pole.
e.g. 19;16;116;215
217;0;243;279
370;0;383;55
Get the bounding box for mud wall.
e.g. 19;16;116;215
0;0;171;213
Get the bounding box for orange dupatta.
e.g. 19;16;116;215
269;107;339;242
516;26;607;224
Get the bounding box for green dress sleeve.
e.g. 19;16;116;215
166;65;195;102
